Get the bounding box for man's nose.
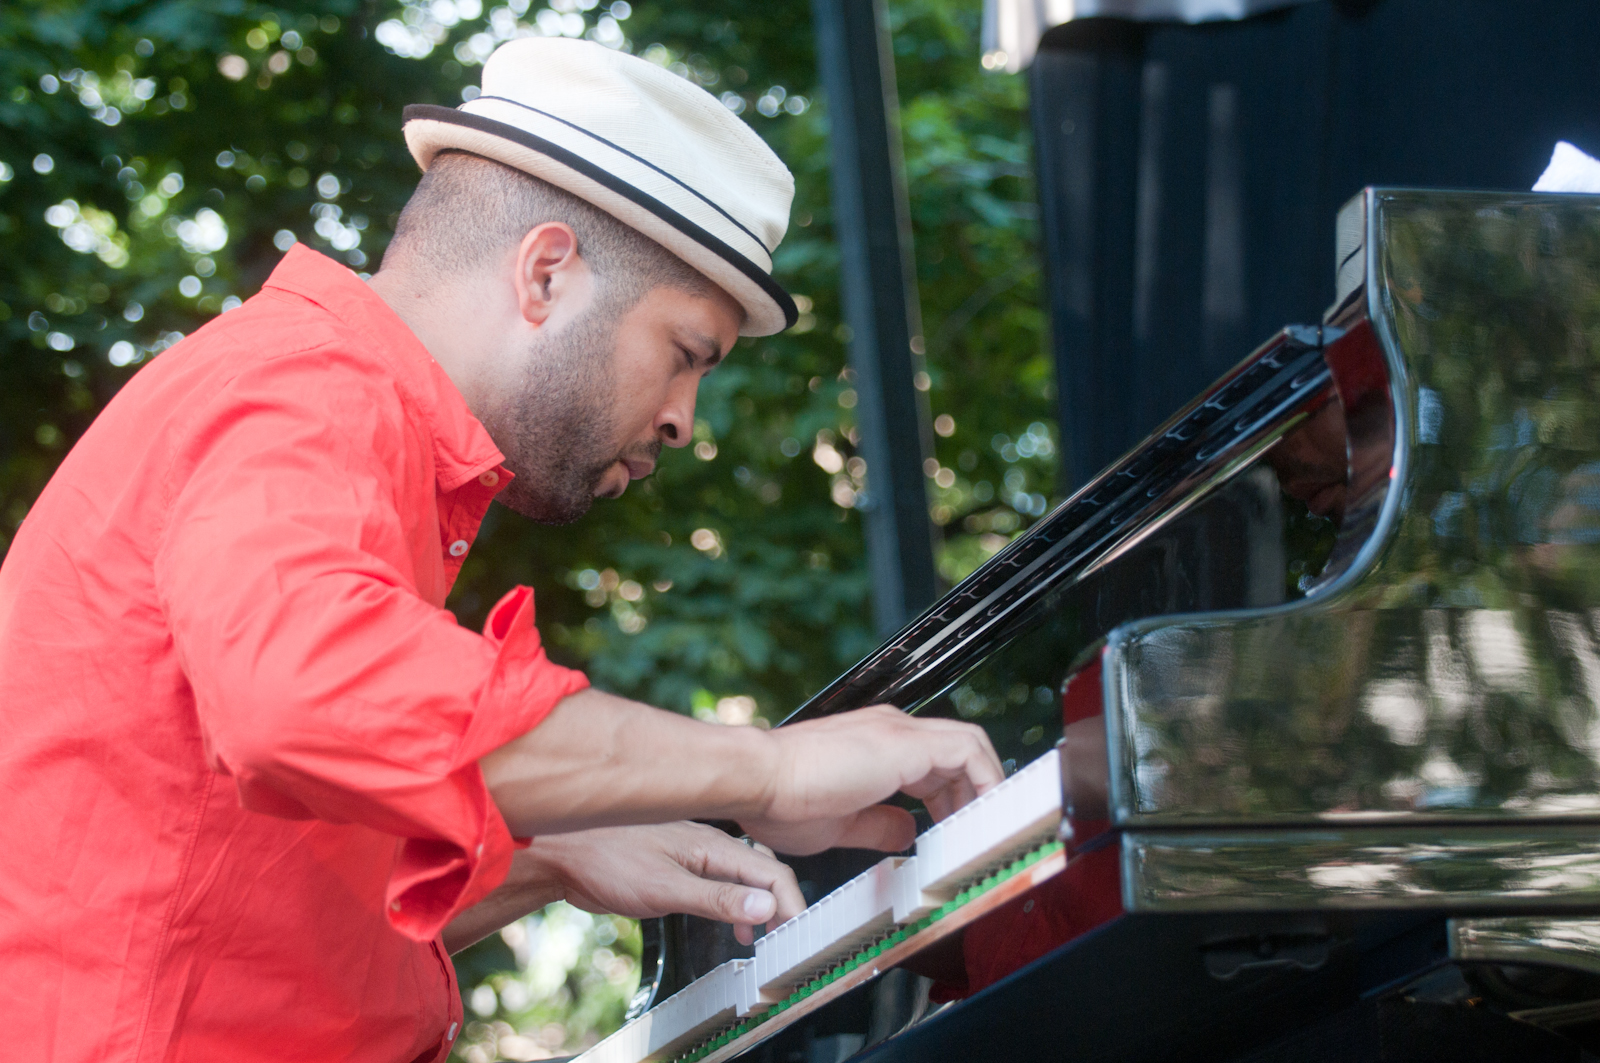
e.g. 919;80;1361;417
655;379;698;449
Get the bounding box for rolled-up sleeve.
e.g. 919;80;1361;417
153;344;588;940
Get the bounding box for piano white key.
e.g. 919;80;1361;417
734;954;763;1016
891;854;939;923
833;858;895;949
806;896;823;967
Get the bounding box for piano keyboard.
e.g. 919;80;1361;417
575;749;1068;1063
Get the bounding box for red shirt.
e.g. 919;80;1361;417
0;246;590;1062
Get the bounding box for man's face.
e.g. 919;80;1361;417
483;281;742;524
1267;398;1349;520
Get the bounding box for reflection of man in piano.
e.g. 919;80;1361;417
1265;397;1349;520
0;39;1003;1063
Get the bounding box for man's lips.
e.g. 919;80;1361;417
1306;483;1346;520
1280;472;1346;519
597;463;629;499
595;455;657;500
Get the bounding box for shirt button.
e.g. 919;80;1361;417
448;539;469;557
479;470;499;487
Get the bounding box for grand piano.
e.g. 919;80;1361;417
569;189;1600;1063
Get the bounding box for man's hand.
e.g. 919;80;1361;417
442;822;805;953
739;705;1006;855
541;822;805;946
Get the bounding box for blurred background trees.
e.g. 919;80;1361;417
0;0;1049;1055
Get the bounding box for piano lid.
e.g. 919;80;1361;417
783;319;1339;730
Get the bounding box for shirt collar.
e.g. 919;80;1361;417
263;245;505;493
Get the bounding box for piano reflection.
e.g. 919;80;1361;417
573;188;1600;1063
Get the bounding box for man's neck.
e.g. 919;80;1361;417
367;266;496;416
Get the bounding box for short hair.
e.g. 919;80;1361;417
384;150;715;311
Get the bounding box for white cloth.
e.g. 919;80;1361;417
981;0;1317;72
1533;141;1600;194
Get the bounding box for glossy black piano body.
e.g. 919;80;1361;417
631;189;1600;1062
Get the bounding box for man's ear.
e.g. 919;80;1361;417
513;222;589;328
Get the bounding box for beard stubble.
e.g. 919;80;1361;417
482;305;653;525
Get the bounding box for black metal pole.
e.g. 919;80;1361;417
811;0;939;638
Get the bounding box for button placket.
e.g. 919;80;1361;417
440;466;503;568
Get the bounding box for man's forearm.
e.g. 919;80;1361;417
482;695;1005;858
480;688;781;838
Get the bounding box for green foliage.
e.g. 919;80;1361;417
0;0;445;538
0;0;1052;1051
456;904;642;1060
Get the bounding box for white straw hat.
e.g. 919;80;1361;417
403;38;797;336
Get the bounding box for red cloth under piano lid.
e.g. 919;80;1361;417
933;655;1125;1000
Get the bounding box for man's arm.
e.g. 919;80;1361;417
459;696;998;953
480;691;1005;856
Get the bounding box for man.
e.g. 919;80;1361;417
0;37;1001;1063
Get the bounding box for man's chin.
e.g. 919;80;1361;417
496;482;597;526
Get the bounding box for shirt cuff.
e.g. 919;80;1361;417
461;585;590;760
384;585;588;940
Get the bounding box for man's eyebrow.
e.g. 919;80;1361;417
683;330;724;370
